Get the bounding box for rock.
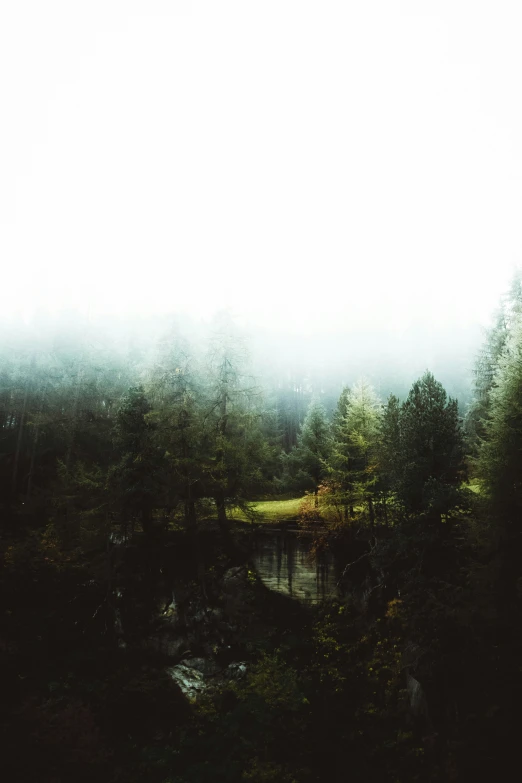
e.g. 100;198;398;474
167;656;220;699
181;657;220;676
166;657;247;699
226;662;247;680
167;664;208;699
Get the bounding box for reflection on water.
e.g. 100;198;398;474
252;530;339;603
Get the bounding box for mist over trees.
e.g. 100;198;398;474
2;280;522;781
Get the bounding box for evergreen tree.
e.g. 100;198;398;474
326;386;354;520
203;314;272;526
477;322;522;535
398;371;465;517
288;399;331;504
110;386;162;537
149;333;206;527
475;316;522;672
331;385;351;438
330;379;381;524
465;270;522;457
465;307;508;457
375;393;401;523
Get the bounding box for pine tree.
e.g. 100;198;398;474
477;323;522;533
476;317;522;622
110;386;162;537
465;269;522;458
398;372;465;517
327;387;354;520
331;386;351;438
335;379;381;525
203;314;272;527
290;399;332;505
376;393;401;523
149;332;206;528
465;307;508;457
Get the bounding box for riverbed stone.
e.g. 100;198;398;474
226;661;247;680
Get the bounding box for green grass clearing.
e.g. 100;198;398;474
231;483;481;525
229;496;306;523
466;479;482;495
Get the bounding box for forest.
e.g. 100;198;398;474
2;274;522;782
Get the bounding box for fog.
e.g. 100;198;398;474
2;1;521;397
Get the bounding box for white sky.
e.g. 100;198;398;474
1;1;522;336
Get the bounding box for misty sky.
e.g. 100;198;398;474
2;1;522;336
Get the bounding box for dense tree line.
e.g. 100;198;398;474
1;282;522;781
0;313;279;535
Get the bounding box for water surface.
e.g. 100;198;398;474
252;529;339;603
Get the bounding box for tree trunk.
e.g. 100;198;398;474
369;496;375;532
185;498;197;528
215;491;228;530
214;491;237;559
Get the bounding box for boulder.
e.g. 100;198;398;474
226;661;247;680
167;663;208;700
181;657;221;676
166;657;247;699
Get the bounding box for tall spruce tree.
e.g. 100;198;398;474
476;317;522;623
477;322;522;533
203;314;272;527
329;379;381;524
149;333;206;528
327;386;354;520
110;385;162;537
465;270;522;457
376;393;401;523
290;398;332;505
398;371;464;517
